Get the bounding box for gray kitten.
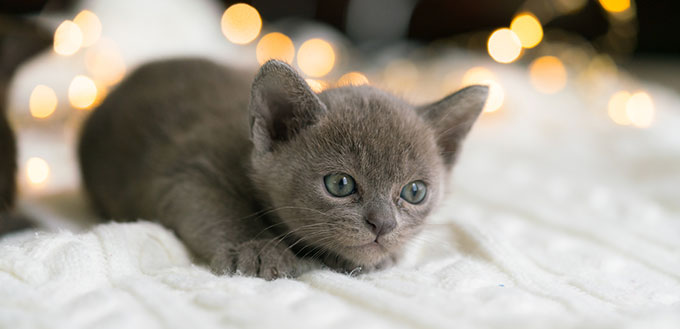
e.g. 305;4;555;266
79;58;488;279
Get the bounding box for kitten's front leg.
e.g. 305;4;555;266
158;182;310;280
210;239;310;280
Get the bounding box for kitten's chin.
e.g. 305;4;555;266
333;241;392;269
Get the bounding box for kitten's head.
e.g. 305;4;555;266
248;60;487;270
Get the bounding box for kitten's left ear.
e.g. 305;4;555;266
418;85;488;167
249;60;328;153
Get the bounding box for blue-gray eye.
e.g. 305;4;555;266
400;180;427;204
324;173;356;197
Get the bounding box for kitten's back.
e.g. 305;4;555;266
79;58;253;219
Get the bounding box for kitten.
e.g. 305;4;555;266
79;58;488;279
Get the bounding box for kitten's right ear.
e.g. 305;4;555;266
418;85;488;167
249;60;327;152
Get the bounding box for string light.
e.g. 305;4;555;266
337;72;369;86
68;75;98;110
510;13;543;48
297;38;336;77
460;67;504;113
598;0;630;13
529;56;567;94
85;38;126;86
26;157;49;185
256;32;295;64
73;10;102;47
626;91;654;128
221;3;262;45
29;85;58;119
487;28;522;64
53;20;83;55
607;91;632;125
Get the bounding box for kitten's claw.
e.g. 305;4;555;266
210;239;304;280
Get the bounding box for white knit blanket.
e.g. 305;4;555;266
2;0;680;328
3;77;680;327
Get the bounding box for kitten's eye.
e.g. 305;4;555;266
400;180;427;204
324;173;356;197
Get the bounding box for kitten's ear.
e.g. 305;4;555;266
249;60;327;152
418;85;488;167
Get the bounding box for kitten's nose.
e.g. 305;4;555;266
365;213;396;238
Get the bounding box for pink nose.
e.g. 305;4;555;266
365;215;396;238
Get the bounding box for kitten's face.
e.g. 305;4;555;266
252;87;444;268
248;60;487;271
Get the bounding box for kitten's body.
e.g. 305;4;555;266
79;58;487;279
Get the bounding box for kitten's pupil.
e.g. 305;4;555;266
340;176;347;188
410;183;418;196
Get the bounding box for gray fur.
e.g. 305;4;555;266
78;58;488;279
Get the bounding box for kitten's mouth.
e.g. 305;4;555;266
349;240;385;252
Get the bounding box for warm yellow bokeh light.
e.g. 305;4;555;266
26;157;49;185
487;28;522;63
221;3;262;45
85;39;126;86
607;90;632;125
53;20;83;55
91;81;109;108
305;79;327;93
256;32;295;64
337;72;369;87
626;91;654;128
598;0;630;13
297;38;336;77
510;13;543;48
461;67;504;113
73;10;102;47
29;85;58;119
529;56;568;94
68;75;98;110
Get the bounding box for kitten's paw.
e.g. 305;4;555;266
210;239;304;280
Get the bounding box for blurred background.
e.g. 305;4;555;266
0;0;678;225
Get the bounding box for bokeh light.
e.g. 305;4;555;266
29;85;58;119
297;38;336;77
487;28;522;63
337;72;369;87
26;157;49;185
305;79;327;93
256;32;295;64
607;90;632;125
73;10;102;47
460;67;504;113
85;38;126;86
53;20;83;55
221;3;262;45
626;91;654;128
510;13;543;48
529;56;568;94
598;0;630;13
68;75;98;110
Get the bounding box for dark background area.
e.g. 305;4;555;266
1;0;678;56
